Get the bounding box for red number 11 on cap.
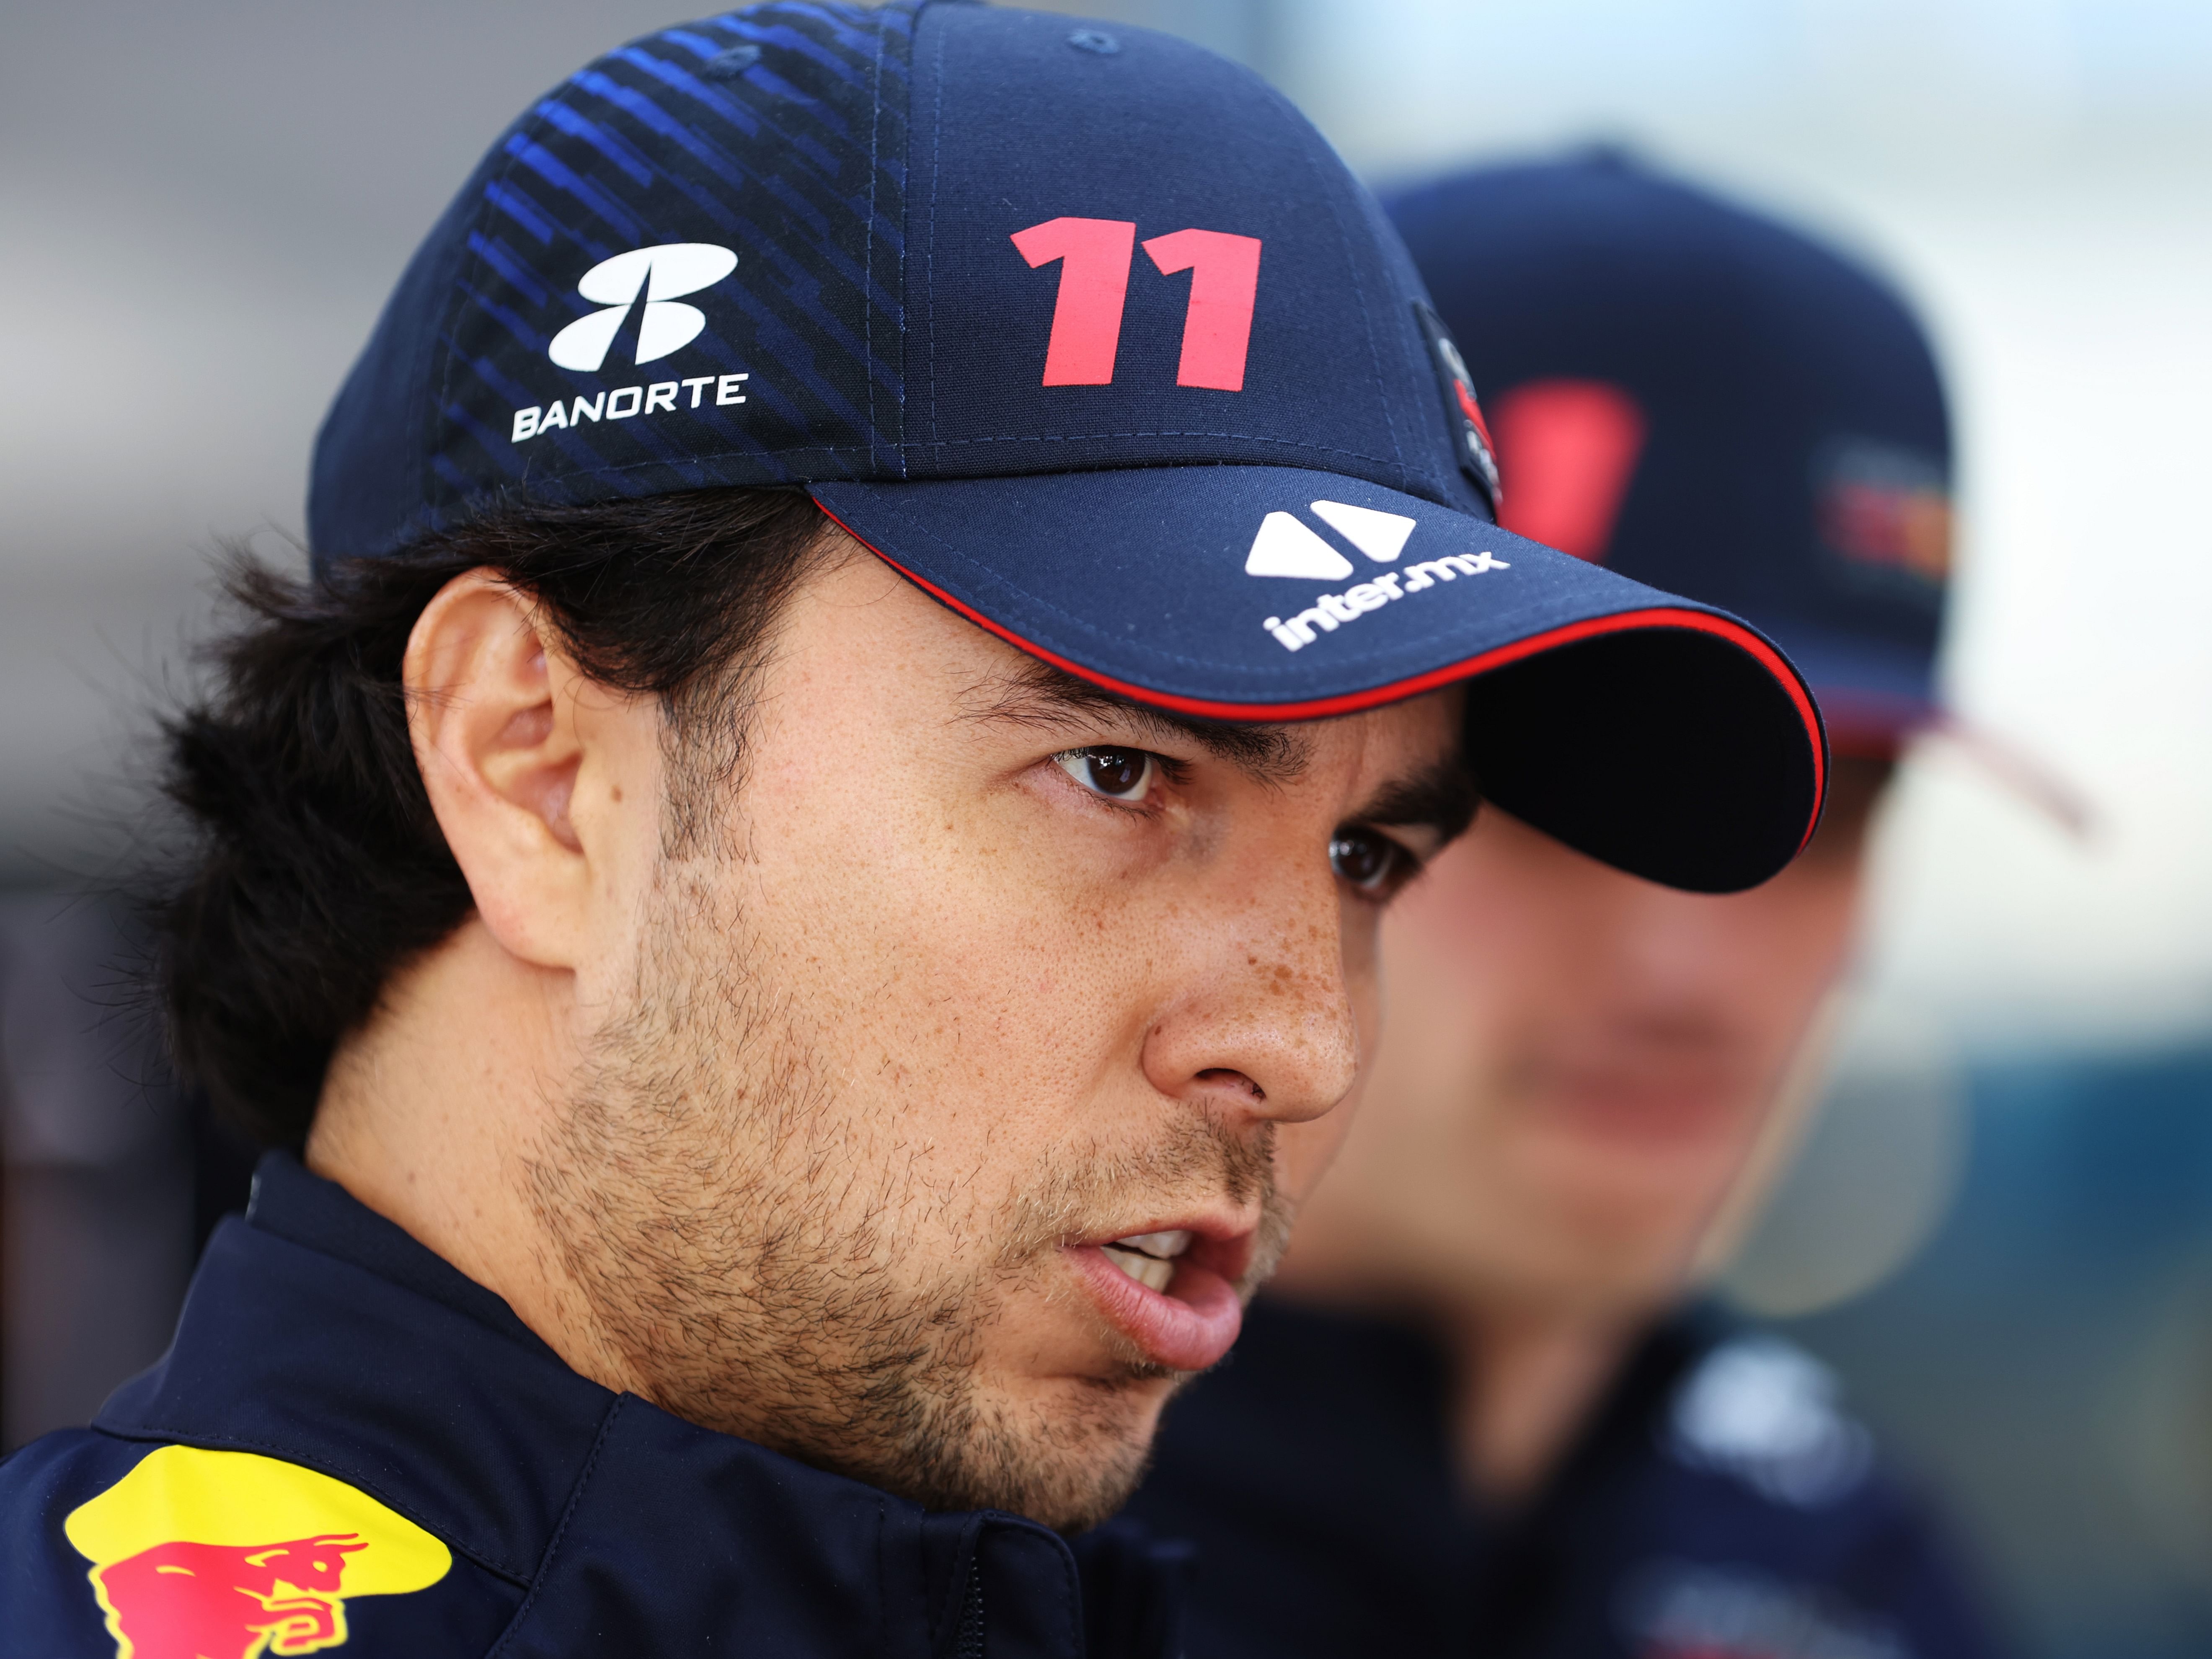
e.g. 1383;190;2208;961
1011;217;1261;392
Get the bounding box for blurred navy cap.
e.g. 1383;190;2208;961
307;5;1830;891
1387;151;1951;754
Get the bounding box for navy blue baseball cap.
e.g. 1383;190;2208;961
1386;152;1951;757
310;3;1826;892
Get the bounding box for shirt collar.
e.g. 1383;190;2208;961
244;1150;554;1356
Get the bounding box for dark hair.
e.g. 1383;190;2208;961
155;486;830;1150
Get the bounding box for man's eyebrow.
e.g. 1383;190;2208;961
968;657;1313;786
1352;757;1482;845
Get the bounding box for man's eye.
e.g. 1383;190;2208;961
1055;747;1160;804
1330;827;1413;896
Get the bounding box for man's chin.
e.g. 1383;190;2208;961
896;1367;1180;1533
1028;1446;1158;1537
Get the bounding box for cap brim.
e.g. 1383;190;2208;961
811;465;1824;893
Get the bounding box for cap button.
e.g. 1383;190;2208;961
703;43;762;79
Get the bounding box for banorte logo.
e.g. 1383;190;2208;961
511;242;747;445
64;1445;451;1659
546;242;739;372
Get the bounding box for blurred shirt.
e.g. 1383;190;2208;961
1126;1296;2006;1659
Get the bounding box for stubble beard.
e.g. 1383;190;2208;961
524;856;1289;1532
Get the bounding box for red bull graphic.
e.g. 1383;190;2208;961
1812;438;1951;595
64;1445;451;1659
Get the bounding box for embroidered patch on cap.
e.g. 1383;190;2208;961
1414;300;1501;513
1814;439;1951;597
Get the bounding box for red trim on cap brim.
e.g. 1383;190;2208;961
813;497;1827;855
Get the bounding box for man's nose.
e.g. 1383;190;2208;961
1140;876;1362;1127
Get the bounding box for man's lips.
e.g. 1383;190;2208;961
1529;1052;1752;1145
1546;1080;1745;1143
1065;1225;1253;1373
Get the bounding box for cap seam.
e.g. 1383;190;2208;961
898;431;1420;470
435;96;556;535
924;0;948;450
476;429;1439;475
864;5;884;466
1279;79;1403;473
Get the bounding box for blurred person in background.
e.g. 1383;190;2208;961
1127;153;2005;1659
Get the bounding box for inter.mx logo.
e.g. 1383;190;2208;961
1247;500;1509;654
512;242;747;444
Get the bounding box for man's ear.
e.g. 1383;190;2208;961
404;569;653;970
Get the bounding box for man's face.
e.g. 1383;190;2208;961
1279;759;1889;1323
526;549;1466;1530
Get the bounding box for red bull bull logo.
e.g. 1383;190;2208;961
64;1445;452;1659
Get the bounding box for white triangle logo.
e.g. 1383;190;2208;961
1245;511;1354;580
1310;500;1416;563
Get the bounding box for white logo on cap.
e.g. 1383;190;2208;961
1309;500;1416;562
1244;500;1418;579
548;243;739;372
1246;512;1352;580
1247;500;1510;654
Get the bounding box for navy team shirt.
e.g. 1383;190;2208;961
0;1153;1187;1659
1125;1296;2007;1659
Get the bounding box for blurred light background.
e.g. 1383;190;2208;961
1;4;2207;1655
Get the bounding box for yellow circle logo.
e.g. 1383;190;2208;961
64;1445;452;1659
